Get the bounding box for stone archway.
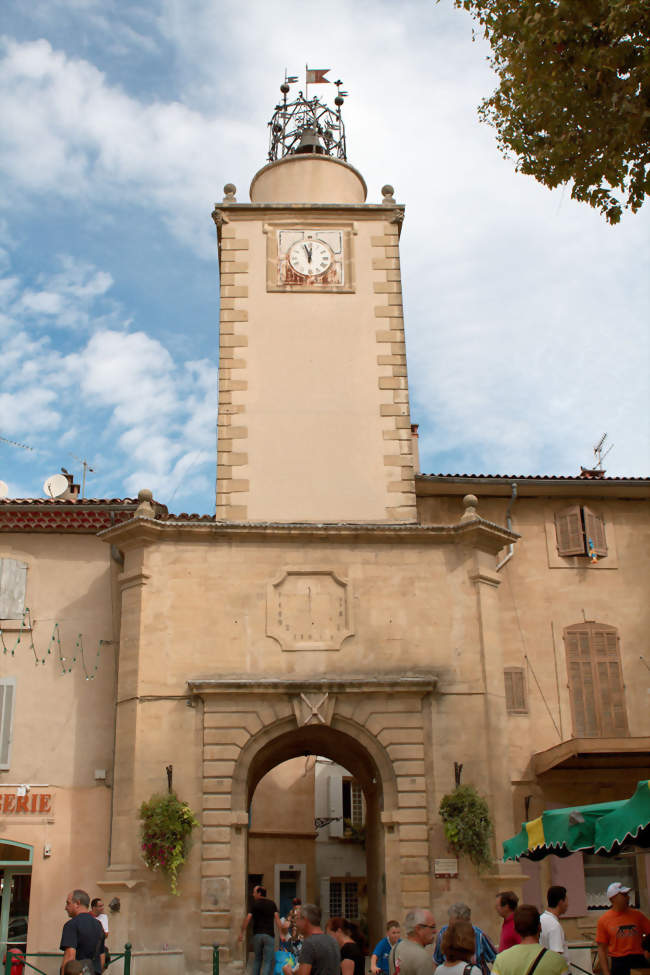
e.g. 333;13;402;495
188;675;436;972
244;721;388;946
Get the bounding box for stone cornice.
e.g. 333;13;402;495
99;516;518;554
187;675;437;695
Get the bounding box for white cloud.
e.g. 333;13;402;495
0;256;216;505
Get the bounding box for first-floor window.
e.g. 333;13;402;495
564;622;628;737
583;853;638;910
329;879;360;920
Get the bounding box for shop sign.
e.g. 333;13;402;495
0;792;53;814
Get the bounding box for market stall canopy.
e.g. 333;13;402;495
503;780;650;861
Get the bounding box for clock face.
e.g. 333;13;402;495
273;228;348;290
288;239;333;278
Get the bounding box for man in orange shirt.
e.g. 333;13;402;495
596;882;650;975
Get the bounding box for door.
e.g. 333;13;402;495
0;841;33;958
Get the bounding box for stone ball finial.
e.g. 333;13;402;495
135;488;155;519
223;183;237;202
460;493;479;522
381;184;396;204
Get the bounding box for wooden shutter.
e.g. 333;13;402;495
555;505;585;556
565;627;598;736
0;559;27;619
583;507;608;557
592;626;628;736
504;667;527;713
565;624;628;738
0;680;16;770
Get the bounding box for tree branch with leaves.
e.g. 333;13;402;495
449;0;650;223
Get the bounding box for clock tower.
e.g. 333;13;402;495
213;84;417;523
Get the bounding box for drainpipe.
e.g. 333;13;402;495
496;482;518;572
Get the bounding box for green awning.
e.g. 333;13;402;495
503;780;650;862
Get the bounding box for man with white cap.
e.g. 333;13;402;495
596;882;650;975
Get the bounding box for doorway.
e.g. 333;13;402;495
0;841;33;956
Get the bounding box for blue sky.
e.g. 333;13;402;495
0;0;648;514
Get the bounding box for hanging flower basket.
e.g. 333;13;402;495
439;784;494;871
139;792;199;895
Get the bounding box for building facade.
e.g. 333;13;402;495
1;104;649;974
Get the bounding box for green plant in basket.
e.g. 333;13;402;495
439;784;494;871
139;792;199;895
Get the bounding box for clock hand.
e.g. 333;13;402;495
304;243;312;263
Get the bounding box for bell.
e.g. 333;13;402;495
295;126;324;154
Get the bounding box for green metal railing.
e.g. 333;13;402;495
212;944;220;975
3;943;132;975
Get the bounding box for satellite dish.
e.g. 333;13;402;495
43;473;69;499
0;480;8;499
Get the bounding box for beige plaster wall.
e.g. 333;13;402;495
250;156;367;204
0;533;117;956
122;537;478;689
250;757;315;834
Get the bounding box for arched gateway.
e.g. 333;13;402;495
188;676;436;960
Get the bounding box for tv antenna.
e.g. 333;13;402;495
70;454;95;499
593;433;613;470
0;434;35;452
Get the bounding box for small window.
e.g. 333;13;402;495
583;853;638;910
554;505;607;559
342;778;365;831
0;559;27;619
0;678;16;770
329;879;360;920
504;667;527;713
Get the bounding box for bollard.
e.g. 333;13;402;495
124;943;132;975
212;944;220;975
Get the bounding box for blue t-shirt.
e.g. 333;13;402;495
372;936;400;974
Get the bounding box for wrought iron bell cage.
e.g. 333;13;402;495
267;84;348;163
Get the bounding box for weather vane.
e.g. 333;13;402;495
267;66;348;162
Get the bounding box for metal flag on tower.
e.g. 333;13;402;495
305;65;330;97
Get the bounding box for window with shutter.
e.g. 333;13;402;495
0;678;16;770
555;506;585;556
504;667;527;713
554;505;608;560
565;623;628;738
583;507;608;557
0;559;28;619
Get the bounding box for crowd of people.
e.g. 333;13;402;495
241;881;650;975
